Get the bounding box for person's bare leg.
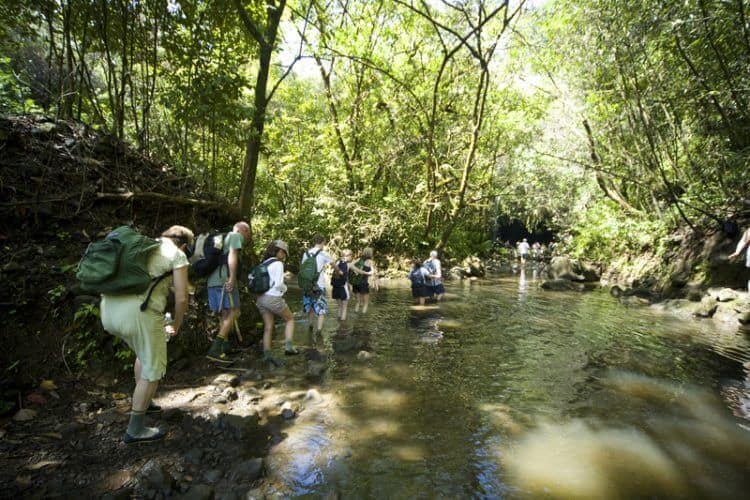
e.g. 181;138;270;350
362;294;370;313
218;308;234;340
261;311;274;352
281;307;298;354
341;300;348;321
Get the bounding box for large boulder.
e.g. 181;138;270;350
541;279;585;292
460;256;486;277
576;261;602;282
548;257;585;282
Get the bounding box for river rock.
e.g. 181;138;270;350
230;458;263;482
305;389;323;404
202;469;223;484
619;295;650;306
222;387;238;402
449;266;467;280
137;459;175;494
712;302;741;325
184;447;205;465
182;485;214;500
652;299;697;319
357;350;374;360
281;402;297;420
218;412;260;440
548;257;585;282
578;261;601;282
212;373;240;387
541;279;585;292
693;296;718;318
460;256;485;277
307;360;327;378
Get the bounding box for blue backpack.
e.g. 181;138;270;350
409;268;426;287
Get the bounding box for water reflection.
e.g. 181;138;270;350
503;372;750;498
272;276;750;497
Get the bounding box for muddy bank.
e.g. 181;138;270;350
0;344;349;498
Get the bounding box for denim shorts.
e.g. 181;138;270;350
208;286;240;312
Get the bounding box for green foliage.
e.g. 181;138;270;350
566;199;669;263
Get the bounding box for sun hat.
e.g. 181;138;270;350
274;240;289;253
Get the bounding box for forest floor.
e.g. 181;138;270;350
0;341;338;499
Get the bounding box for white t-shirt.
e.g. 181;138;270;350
518;241;530;254
264;259;287;297
301;247;333;289
425;258;442;284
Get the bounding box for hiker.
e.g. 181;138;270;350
349;247;378;313
331;249;353;320
728;226;750;291
424;250;445;301
99;225;194;444
300;234;334;335
409;258;431;305
256;240;298;366
206;221;250;364
517;238;531;267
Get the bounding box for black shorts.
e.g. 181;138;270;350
412;285;431;298
431;283;445;295
332;285;350;300
352;282;369;294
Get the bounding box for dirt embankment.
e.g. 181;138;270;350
0;114;251;395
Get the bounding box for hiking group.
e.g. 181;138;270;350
408;250;445;305
77;224;380;444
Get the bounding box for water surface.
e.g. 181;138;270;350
274;271;750;498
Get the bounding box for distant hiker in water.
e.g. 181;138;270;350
409;259;431;305
300;234;334;335
424;250;445;301
349;247;378;313
205;222;250;364
256;240;298;366
517;238;531;267
100;225;194;444
728;226;750;291
331;249;353;320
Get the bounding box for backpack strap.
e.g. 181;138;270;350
139;271;172;312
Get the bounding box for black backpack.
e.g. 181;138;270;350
248;258;278;294
190;231;227;277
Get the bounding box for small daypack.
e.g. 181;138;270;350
331;260;348;287
76;226;169;311
298;249;322;295
409;268;427;287
190;231;227;277
348;258;366;286
247;258;278;294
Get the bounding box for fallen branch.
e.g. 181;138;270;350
95;191;238;212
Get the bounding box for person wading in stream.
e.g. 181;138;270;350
100;225;193;444
205;221;250;364
255;240;298;366
349;247;378;313
728;226;750;291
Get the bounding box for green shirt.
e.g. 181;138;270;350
206;232;244;287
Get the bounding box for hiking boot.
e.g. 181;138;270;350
206;338;233;364
284;347;300;356
122;427;166;444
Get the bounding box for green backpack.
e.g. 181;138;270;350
248;258;278;294
348;258;365;286
76;226;169;311
297;249;321;296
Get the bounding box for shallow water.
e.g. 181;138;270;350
277;271;750;498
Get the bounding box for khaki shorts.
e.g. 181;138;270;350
256;294;290;316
